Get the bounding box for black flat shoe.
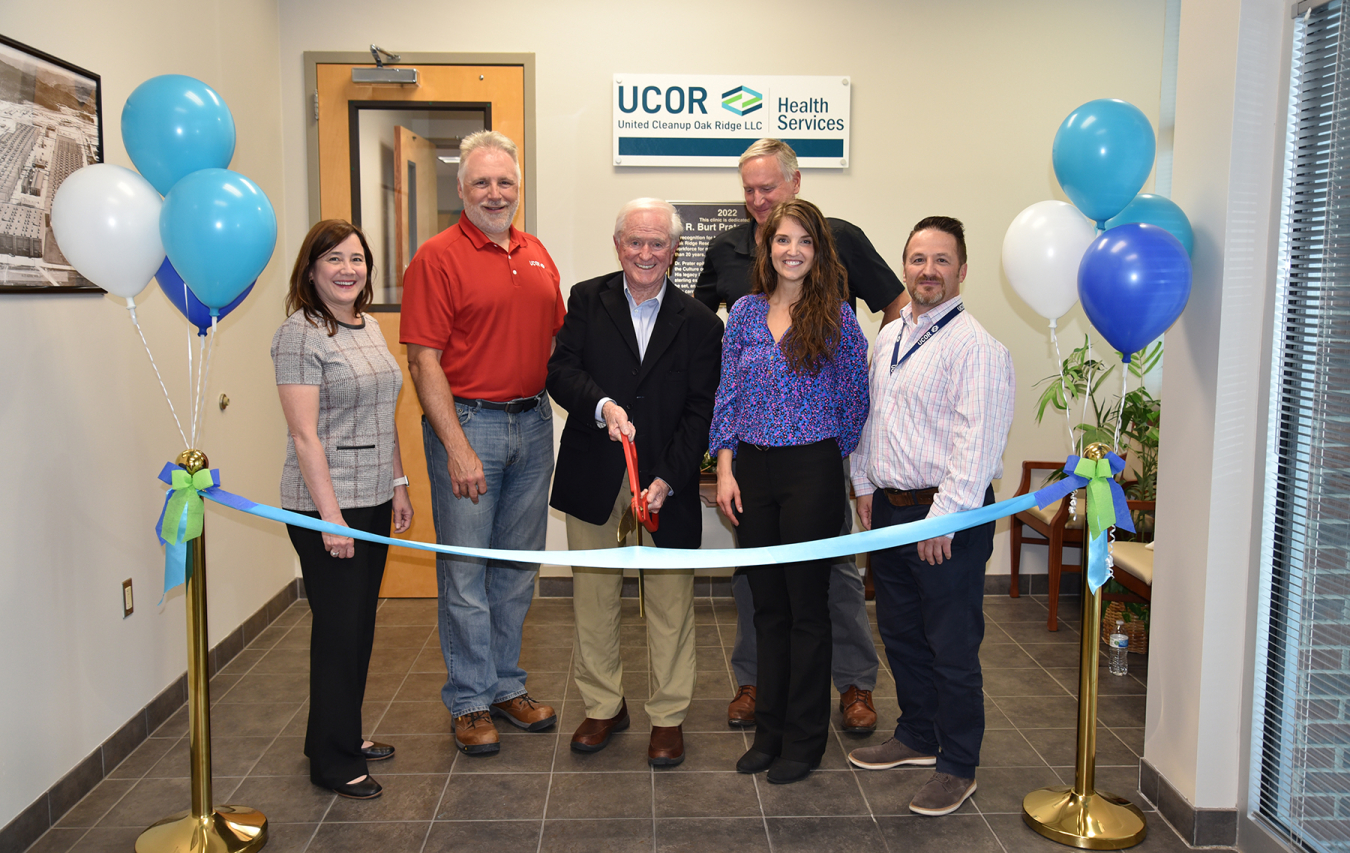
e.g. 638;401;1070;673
767;757;818;784
361;741;395;761
330;776;382;799
736;748;777;774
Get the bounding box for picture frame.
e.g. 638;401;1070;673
0;33;103;293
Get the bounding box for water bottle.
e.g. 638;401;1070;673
1108;620;1129;676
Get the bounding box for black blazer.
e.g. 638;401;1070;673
547;273;723;549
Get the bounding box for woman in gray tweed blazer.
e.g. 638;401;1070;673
271;220;414;800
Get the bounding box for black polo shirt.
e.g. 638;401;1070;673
692;217;903;314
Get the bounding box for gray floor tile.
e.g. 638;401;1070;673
435;771;549;820
655;817;770;852
654;772;761;817
764;815;889;852
876;813;1005;852
305;821;430;852
540;818;654;852
324;772;445;821
546;772;653;819
756;767;869;816
423;819;542;852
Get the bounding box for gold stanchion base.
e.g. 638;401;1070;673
1023;786;1147;850
136;806;268;853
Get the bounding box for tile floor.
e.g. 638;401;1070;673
24;591;1228;853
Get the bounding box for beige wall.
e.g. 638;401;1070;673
278;0;1168;578
0;0;294;828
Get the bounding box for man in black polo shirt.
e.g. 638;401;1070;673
694;138;906;734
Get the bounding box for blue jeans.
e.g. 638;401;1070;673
423;398;554;717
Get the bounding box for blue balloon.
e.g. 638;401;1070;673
156;257;254;336
1078;223;1191;360
1106;193;1194;256
1053;99;1156;226
160;168;276;309
122;75;236;196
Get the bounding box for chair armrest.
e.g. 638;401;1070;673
1015;460;1072;496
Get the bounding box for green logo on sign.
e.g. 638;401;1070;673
721;86;762;116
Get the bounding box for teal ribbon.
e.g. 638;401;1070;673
1062;452;1134;593
155;464;221;597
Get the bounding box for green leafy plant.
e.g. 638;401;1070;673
1034;336;1162;507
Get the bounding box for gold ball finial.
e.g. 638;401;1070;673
1083;442;1111;460
176;448;210;474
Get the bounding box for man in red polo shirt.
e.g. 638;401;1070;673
402;130;564;757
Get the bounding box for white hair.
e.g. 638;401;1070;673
613;198;682;242
457;130;520;186
738;138;798;183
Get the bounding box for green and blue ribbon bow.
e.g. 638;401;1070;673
1061;452;1133;593
155;463;221;597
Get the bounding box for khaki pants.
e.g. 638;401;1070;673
565;479;695;727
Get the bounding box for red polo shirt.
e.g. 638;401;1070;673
400;214;564;401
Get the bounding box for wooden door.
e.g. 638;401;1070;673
393;126;439;293
315;63;526;597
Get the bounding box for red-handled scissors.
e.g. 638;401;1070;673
621;432;658;533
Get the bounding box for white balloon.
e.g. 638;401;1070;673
1001;200;1096;322
50;164;165;299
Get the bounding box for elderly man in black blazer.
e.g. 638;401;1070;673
547;198;723;768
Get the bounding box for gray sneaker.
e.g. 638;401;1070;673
909;771;977;816
847;737;937;770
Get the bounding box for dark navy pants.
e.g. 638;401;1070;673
869;485;994;779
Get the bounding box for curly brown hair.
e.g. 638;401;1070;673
286;219;377;336
750;199;848;375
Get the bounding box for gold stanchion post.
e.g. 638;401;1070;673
1021;443;1147;850
137;449;268;853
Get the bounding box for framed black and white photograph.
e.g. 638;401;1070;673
0;34;102;292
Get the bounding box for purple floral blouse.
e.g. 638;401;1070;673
709;295;869;457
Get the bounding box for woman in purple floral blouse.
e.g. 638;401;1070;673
709;198;869;784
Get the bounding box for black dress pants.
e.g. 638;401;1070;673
869;486;994;779
735;440;843;764
287;500;392;786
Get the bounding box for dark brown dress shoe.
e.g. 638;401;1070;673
839;685;877;734
727;684;756;728
570;699;630;753
648;725;684;767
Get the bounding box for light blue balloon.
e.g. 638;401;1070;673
122;75;236;196
160;169;276;309
1052;99;1156;227
1105;193;1194;256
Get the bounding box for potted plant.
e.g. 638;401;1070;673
1035;337;1160;645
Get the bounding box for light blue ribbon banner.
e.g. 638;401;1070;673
1061;452;1133;594
156;462;1094;595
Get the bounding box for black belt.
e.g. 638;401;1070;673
454;392;544;413
882;487;938;507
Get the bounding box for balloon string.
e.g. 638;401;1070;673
184;279;195;446
1050;322;1076;454
1113;363;1128;452
193;318;219;449
128;307;188;448
1079;333;1096;458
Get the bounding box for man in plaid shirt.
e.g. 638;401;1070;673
846;216;1015;817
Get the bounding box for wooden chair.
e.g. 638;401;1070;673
1106;500;1155;604
1008;460;1085;631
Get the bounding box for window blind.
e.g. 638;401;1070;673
1253;2;1350;851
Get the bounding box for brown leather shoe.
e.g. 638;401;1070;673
648;725;684;767
490;694;557;732
570;699;630;753
839;685;877;733
454;710;500;755
727;684;755;728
